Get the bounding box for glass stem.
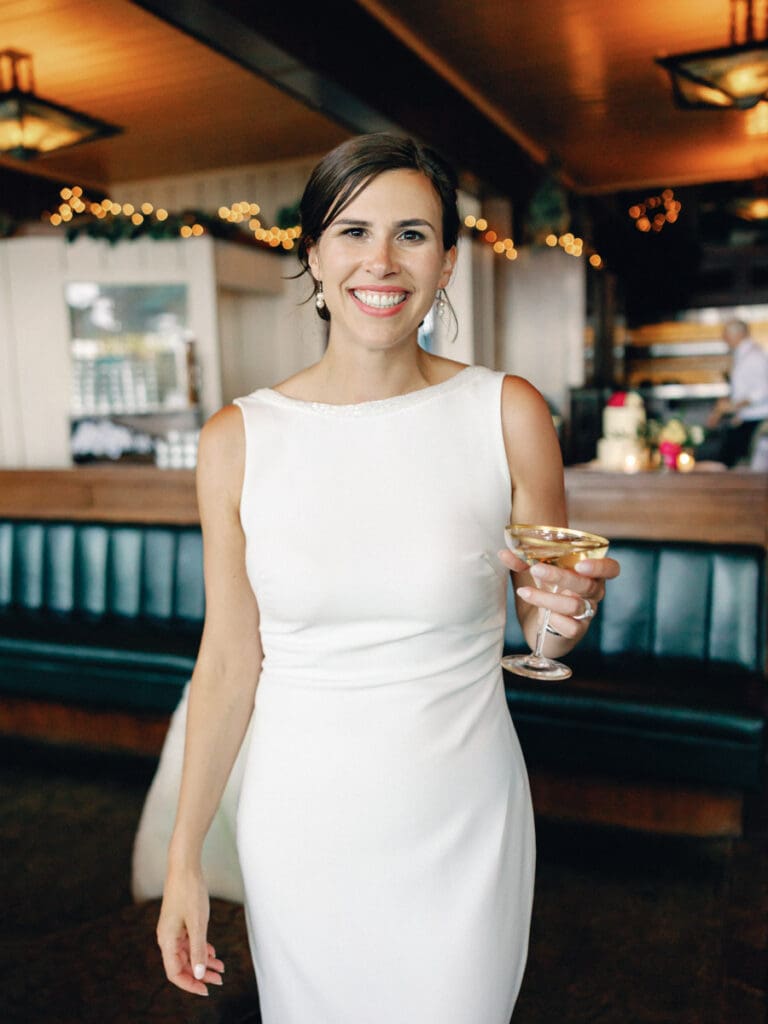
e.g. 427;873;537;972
531;578;557;660
532;608;552;659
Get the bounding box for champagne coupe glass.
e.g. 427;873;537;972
502;524;610;681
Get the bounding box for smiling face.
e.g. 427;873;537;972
307;169;456;352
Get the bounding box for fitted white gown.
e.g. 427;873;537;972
233;364;535;1024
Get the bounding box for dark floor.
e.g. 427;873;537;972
1;738;767;1024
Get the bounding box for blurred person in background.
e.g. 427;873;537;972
707;319;768;466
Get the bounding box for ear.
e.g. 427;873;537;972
438;245;457;289
307;244;321;282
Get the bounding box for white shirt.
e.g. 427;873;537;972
731;339;768;421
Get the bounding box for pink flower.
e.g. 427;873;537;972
607;392;628;407
659;440;682;469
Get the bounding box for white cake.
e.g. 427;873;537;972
597;394;648;470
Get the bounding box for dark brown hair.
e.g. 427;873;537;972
297;133;460;321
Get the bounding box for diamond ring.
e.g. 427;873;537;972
573;597;595;622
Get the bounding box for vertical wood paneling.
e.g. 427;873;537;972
499;247;586;415
2;238;72;468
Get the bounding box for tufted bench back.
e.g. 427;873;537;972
505;540;766;673
0;520;204;624
0;520;205;712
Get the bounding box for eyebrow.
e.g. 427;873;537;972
333;218;436;230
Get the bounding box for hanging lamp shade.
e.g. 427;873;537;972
655;0;768;110
0;50;120;160
656;40;768;110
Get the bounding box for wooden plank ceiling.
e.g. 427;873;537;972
359;0;768;192
0;0;766;195
0;0;349;187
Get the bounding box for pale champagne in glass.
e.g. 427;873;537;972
502;524;610;681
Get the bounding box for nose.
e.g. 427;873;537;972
365;237;399;277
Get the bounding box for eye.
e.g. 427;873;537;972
340;227;366;238
399;229;426;242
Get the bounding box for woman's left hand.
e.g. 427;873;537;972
498;549;621;640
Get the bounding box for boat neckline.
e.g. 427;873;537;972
254;365;481;416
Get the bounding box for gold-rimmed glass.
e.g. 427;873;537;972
502;524;610;681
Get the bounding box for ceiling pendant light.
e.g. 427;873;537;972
0;50;120;160
655;0;768;110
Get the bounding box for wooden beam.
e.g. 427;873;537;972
130;0;541;201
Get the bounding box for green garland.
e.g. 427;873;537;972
60;208;295;251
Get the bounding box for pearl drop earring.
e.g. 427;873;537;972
315;283;325;311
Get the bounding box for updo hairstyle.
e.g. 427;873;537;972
297;133;460;321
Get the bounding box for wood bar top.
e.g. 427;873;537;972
0;467;198;524
564;467;768;547
1;466;767;547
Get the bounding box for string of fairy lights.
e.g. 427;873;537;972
628;189;681;233
462;214;604;268
47;186;303;249
46;186;607;267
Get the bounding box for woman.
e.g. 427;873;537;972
156;133;619;1022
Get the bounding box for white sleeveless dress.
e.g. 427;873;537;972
233;364;535;1024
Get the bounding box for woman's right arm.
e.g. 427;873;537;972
156;404;263;997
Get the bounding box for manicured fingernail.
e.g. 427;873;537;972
194;963;206;980
575;561;593;574
516;586;532;599
530;564;549;579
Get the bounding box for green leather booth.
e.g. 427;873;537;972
1;520;765;795
504;541;767;791
0;521;202;713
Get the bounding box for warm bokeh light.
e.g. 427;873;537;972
475;218;488;231
545;234;558;247
464;215;476;228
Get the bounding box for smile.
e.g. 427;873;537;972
351;289;408;309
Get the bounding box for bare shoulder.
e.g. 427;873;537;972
500;374;565;518
500;374;554;429
196;405;245;515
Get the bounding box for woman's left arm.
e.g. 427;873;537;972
497;375;620;655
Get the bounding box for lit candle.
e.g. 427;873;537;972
623;452;640;473
676;450;695;473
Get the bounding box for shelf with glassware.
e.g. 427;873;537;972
66;282;202;466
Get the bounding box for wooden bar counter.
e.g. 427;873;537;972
564;466;768;547
1;466;767;547
0;466;199;524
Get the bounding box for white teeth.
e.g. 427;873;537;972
352;290;407;308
